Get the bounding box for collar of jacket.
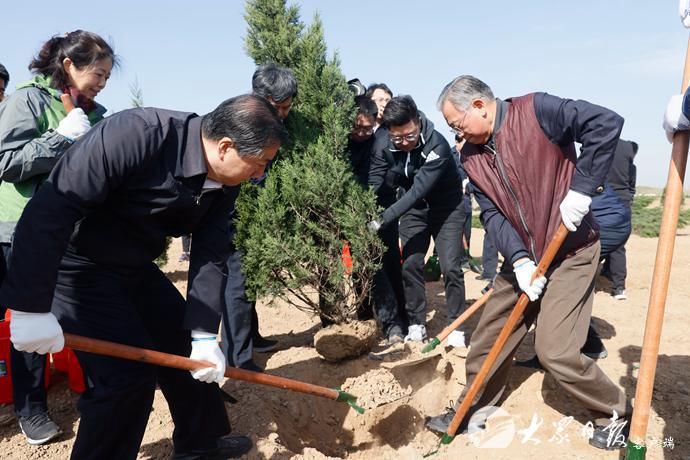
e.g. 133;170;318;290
16;74;107;119
176;115;213;194
485;98;510;149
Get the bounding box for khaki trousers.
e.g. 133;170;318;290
462;241;629;418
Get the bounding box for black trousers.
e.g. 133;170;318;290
220;246;258;368
52;250;230;460
1;243;49;418
600;221;631;291
372;222;407;335
398;206;466;326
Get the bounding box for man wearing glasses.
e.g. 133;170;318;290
369;95;466;346
428;75;630;450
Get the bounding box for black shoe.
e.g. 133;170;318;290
475;274;493;281
589;418;629;450
172;435;253;459
514;355;545;370
581;327;608;360
253;336;278;353
238;361;264;373
18;412;61;445
425;403;486;435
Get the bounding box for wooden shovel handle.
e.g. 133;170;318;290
64;333;342;401
444;223;569;440
431;288;493;346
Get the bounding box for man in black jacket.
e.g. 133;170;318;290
0;95;286;459
369;95;466;346
221;64;298;373
601;139;637;299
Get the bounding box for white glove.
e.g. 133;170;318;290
9;310;64;354
680;0;690;28
559;189;592;232
189;330;226;384
513;260;547;302
56;108;91;141
663;94;690;143
368;220;382;232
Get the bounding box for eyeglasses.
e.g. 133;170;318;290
449;110;469;138
353;126;374;136
390;132;419;144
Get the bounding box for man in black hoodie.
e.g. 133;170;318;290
369;95;466;346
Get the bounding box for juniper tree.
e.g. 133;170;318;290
236;0;383;323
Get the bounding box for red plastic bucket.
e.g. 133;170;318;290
0;311;51;404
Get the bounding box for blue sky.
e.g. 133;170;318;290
2;0;687;186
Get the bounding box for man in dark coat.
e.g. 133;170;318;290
0;94;286;459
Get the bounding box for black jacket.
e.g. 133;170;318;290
0;108;238;332
347;136;374;188
369;113;462;226
607;139;637;206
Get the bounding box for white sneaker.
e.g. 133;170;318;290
613;289;627;300
447;330;467;348
404;324;427;342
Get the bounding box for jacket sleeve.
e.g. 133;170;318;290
380;138;451;226
368;133;388;194
368;135;397;209
534;92;623;196
0;88;73;183
0;112;160;313
473;185;529;265
183;189;237;333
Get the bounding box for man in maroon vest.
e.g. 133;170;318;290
426;75;631;451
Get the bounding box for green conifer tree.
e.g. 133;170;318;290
236;0;383;323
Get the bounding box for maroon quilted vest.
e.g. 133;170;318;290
462;93;598;262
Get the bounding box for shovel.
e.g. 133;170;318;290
441;223;569;444
422;289;493;354
64;333;364;414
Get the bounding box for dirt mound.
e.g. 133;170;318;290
2;233;689;459
340;368;412;409
313;320;378;362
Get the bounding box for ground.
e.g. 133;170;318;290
1;230;688;460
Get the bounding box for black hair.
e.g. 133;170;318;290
251;63;298;103
0;63;9;86
355;95;378;120
29;30;118;89
365;83;393;99
201;94;288;157
382;95;418;128
630;141;639;155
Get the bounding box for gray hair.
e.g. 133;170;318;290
437;75;494;111
251;63;298;103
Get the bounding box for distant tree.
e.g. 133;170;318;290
236;0;383;323
129;77;144;108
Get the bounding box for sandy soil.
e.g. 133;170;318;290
1;230;688;460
